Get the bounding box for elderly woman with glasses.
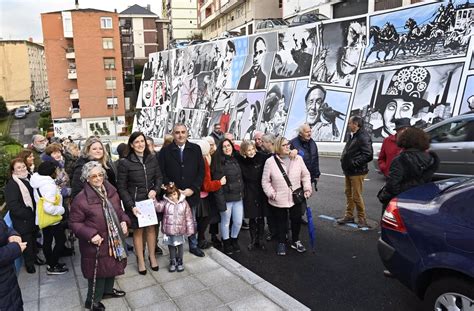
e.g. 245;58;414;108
70;161;130;311
262;137;312;256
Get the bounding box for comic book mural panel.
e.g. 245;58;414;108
310;17;367;88
362;0;473;69
285;79;351;142
259;81;295;136
350;63;464;142
270;24;318;80
133;106;170;138
229;92;266;140
459;75;474;114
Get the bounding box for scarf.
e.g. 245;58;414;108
93;185;128;261
12;175;34;211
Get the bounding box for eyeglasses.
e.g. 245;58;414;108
89;173;104;179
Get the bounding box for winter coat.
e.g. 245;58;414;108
212;155;244;205
30;173;65;226
41;154;71;197
379;150;440;204
340;129;373;176
154;194;195;236
0;219;23;311
158;141;205;207
237;152;268;218
71;157;117;199
290;136;320;181
117;153;162;228
30;147;42;172
69;181;131;279
201;158;222;195
5;177;36;235
378;134;402;177
262;155;312;208
63;151;78;181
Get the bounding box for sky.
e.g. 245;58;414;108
0;0;163;43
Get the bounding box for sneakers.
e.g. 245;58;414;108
291;240;307;253
276;243;286;256
336;216;355;225
169;259;177;273
176;258;184;272
241;220;250;230
46;264;68;275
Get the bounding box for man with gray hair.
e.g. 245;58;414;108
30;134;48;171
260;133;276;155
253;130;264;152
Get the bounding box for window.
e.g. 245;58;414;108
105;77;116;89
104;58;115;69
102;38;113;49
107;97;118;108
100;17;113;29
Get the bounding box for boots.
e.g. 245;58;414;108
248;225;257;251
223;239;233;255
211;234;222;249
231;237;241;253
256;220;266;250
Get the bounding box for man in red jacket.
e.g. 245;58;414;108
378;118;411;177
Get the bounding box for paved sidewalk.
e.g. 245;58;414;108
17;244;310;310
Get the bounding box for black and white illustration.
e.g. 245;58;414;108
270;24;317;80
133;106;170;138
237;33;278;90
459;75;474;114
285;79;350;142
205;91;237;135
228;92;265;140
350;63;464;142
310;17;367;88
259;81;294;136
173;108;210;138
362;0;473;69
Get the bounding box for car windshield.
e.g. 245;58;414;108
273;20;287;25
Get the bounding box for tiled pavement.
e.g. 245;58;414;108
17;244;310;310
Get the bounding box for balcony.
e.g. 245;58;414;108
220;0;245;14
65;47;75;59
67;69;77;79
200;8;221;27
71;108;81;119
70;89;79;100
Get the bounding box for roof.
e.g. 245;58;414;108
119;4;157;15
0;40;44;49
42;8;114;14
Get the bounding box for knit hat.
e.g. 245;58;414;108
37;161;58;176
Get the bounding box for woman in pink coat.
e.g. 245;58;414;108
262;136;312;256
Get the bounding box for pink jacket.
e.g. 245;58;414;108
262;155;312;208
154;194;195;236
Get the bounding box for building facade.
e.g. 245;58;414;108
199;0;283;40
41;9;126;139
0;40;48;109
165;0;201;41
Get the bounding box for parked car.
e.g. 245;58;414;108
19;105;31;114
188;40;209;46
209;31;240;41
14;108;27;119
35;103;43;112
289;12;329;27
378;177;474;310
255;19;288;33
372;113;474;177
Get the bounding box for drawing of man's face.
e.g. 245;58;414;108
383;99;415;135
277;96;285;112
339;22;366;75
142;81;154;107
305;87;326;125
223;44;236;77
253;38;266;69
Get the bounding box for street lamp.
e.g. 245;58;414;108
107;64;118;139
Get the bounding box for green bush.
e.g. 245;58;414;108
40;111;51;118
0;96;8;118
0;149;13;205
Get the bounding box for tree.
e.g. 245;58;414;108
0;96;8;118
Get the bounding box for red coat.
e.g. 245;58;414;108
70;181;131;279
201;159;221;193
378;134;402;176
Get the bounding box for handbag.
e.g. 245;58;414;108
36;189;63;229
377;185;392;205
273;155;306;205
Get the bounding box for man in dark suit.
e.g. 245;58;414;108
158;123;206;257
238;37;267;90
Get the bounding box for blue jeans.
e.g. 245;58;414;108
220;200;243;240
188;204;198;249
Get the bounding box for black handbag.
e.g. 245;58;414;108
273;155;306;205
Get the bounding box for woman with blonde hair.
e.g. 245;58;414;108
71;137;116;199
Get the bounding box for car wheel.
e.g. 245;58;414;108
423;277;474;311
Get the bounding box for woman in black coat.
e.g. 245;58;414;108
71;137;116;200
378;127;440;209
117;132;162;274
5;158;39;273
0;218;27;311
237;140;267;251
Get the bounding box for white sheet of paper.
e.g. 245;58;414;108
135;199;158;228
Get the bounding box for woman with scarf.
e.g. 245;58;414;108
5;158;41;273
70;161;130;311
17;149;36;175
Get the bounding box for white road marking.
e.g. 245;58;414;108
321;173;370;181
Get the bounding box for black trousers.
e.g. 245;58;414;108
197;216;210;242
21;231;37;267
269;204;301;244
42;223;66;267
86;277;114;304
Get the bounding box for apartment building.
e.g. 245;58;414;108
165;0;201;41
41;8;126;138
0;40;48;109
199;0;282;40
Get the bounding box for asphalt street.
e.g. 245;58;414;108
225;156;422;311
9;111;41;144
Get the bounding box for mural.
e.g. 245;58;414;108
131;1;474;146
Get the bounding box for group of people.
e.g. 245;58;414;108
1;113;440;310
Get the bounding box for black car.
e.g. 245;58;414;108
289;12;329;27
